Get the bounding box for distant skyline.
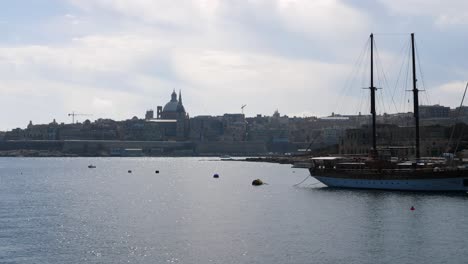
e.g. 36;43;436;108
1;0;468;130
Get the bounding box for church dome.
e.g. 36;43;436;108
163;101;179;112
163;90;179;112
176;103;185;113
163;89;186;114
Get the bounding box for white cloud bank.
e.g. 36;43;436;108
379;0;468;27
0;0;467;130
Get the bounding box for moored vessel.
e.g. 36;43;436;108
309;33;468;192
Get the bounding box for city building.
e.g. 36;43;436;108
153;90;190;140
420;104;450;118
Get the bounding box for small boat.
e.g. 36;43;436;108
88;165;96;169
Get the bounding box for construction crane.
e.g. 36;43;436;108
241;104;247;115
68;111;92;124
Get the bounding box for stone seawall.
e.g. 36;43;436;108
0;140;64;151
194;141;267;155
0;140;268;156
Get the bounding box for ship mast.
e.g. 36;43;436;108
411;33;421;160
369;33;377;154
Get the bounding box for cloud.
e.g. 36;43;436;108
427;81;467;106
1;0;466;131
172;48;355;116
68;0;220;27
0;33;176;129
0;34;159;72
378;0;468;27
0;77;145;129
277;0;369;37
438;81;467;94
92;97;113;109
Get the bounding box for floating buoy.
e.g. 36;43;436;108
252;179;264;186
213;173;219;178
155;170;159;174
128;170;132;173
410;206;415;211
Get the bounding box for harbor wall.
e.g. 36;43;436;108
194;141;267;155
0;140;267;156
0;140;63;151
0;140;193;156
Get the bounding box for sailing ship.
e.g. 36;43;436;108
309;33;468;191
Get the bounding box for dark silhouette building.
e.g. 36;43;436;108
155;90;190;140
160;90;186;120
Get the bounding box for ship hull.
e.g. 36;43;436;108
313;175;468;192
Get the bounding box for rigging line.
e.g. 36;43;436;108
405;40;412;113
385;40;409;113
379;88;387;115
415;42;432;105
402;44;411;113
352;41;371;115
355;82;366;115
406;41;413;113
375;58;387;115
354;46;370;115
391;39;410;113
376;54;390;114
446;82;468;153
373;41;391;114
334;38;370;114
304;130;323;153
363;93;370;123
373;41;383;113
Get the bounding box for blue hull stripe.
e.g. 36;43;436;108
313;176;468;191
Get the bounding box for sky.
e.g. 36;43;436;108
1;0;468;130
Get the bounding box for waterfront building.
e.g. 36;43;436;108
339;124;448;157
145;110;154;120
420;104;450;118
189;116;223;141
221;114;247;141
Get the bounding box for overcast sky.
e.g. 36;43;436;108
1;0;468;130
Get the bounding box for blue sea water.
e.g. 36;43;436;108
0;157;467;264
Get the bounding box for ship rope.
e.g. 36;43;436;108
334;38;370;115
293;174;312;186
446;82;468;156
415;42;432;105
387;38;411;114
293;174;322;187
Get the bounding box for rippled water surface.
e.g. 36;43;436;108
0;157;467;264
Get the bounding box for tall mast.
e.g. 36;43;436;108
370;33;377;153
411;33;420;159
